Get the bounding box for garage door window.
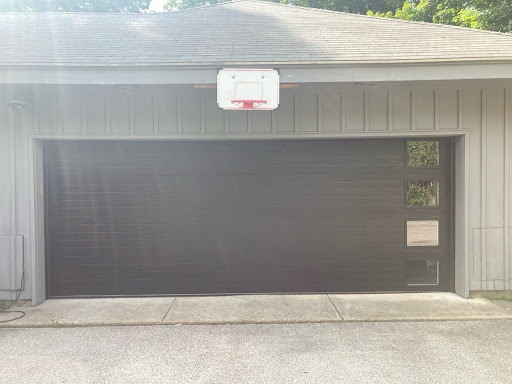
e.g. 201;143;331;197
406;180;439;207
407;140;439;167
407;260;439;286
406;220;439;246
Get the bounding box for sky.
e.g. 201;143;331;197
149;0;167;12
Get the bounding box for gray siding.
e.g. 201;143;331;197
0;81;511;301
25;84;469;135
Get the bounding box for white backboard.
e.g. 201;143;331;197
217;69;279;110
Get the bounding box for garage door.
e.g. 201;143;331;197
45;139;453;297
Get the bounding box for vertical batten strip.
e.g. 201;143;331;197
8;95;16;295
457;89;463;130
481;88;487;289
224;110;229;134
386;90;390;131
504;88;511;290
105;95;111;135
247;111;253;134
341;92;346;132
387;90;392;131
57;92;64;134
338;92;343;132
317;93;322;132
293;92;297;132
200;95;206;134
364;91;369;131
434;89;440;130
81;94;87;134
153;95;159;134
33;91;40;134
271;110;277;134
411;90;416;131
128;95;135;134
177;96;183;134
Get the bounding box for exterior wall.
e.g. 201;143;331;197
0;81;511;302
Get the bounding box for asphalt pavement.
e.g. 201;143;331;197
2;320;512;383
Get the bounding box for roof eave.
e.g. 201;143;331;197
2;57;512;68
1;60;512;85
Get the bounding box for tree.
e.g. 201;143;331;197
406;141;440;207
367;0;511;33
0;0;150;12
164;0;228;11
162;0;511;33
472;0;512;33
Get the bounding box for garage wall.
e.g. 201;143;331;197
0;89;13;293
0;81;511;301
469;88;512;291
29;85;469;135
0;87;25;298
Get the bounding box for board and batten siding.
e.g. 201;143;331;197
0;82;511;300
27;85;470;135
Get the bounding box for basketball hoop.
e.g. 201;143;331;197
231;100;268;110
217;69;279;110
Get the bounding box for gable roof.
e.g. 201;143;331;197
1;0;512;67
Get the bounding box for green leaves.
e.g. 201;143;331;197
162;0;512;33
394;0;431;21
407;141;439;167
407;181;439;207
366;0;512;32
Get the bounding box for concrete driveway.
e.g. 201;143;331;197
1;293;510;327
2;320;512;383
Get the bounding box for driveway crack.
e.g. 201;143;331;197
327;294;344;322
162;297;177;323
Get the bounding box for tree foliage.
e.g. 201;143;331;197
406;141;440;207
163;0;226;10
278;0;403;14
368;0;511;33
407;141;439;167
407;181;438;206
0;0;150;12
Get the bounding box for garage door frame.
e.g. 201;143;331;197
27;132;469;304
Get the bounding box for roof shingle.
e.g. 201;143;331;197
1;0;512;66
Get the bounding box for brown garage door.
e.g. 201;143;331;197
45;139;453;297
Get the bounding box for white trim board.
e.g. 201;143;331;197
2;63;512;85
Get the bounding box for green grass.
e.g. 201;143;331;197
52;321;71;328
0;301;5;310
485;294;512;302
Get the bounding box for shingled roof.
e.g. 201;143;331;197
1;0;512;66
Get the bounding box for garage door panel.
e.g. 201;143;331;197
53;164;408;179
54;239;406;256
66;151;406;167
55;213;408;231
53;190;406;209
52;276;407;296
53;264;405;280
55;202;407;219
55;180;406;198
53;243;407;265
45;139;452;296
54;172;408;189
